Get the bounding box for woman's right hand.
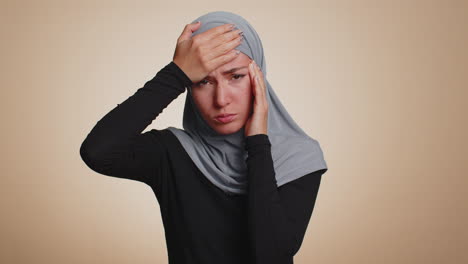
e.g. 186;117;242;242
172;21;244;84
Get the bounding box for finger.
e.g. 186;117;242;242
249;60;256;86
177;21;202;44
248;61;257;96
207;49;241;70
261;75;267;106
251;61;260;92
207;33;243;61
250;61;260;102
254;62;265;98
253;62;267;106
196;23;235;43
208;29;243;50
255;75;265;106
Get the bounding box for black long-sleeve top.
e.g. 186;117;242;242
79;61;327;264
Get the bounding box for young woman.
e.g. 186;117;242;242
80;11;328;264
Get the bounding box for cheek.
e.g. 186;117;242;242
192;91;211;115
232;82;250;100
238;83;254;111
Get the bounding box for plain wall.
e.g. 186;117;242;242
1;1;467;263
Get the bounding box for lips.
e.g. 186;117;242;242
215;114;237;124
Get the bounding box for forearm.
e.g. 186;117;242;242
245;134;294;263
81;61;192;159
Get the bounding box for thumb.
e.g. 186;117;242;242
178;21;201;43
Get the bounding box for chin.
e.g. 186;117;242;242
212;122;244;135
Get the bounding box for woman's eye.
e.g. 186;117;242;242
196;74;245;86
196;80;209;86
232;74;245;80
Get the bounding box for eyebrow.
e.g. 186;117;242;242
206;66;248;78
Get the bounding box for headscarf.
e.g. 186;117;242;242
167;11;328;195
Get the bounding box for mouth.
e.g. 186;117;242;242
214;114;237;124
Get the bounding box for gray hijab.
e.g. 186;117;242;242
167;11;327;195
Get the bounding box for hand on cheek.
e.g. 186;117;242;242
244;60;268;137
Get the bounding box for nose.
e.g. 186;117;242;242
214;81;231;108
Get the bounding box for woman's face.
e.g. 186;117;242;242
191;52;254;135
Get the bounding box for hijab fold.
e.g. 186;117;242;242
167;11;328;195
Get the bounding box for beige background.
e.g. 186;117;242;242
1;0;467;263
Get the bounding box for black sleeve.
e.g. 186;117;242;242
245;134;327;263
79;61;193;185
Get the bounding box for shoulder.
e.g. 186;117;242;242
279;168;327;191
146;128;175;139
145;128;181;150
146;128;193;162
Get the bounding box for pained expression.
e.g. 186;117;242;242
191;52;253;135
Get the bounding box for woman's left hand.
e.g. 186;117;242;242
244;60;268;137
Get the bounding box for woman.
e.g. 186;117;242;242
80;11;328;264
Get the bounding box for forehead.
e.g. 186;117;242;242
207;52;251;77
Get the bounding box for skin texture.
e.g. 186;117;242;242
191;52;268;136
